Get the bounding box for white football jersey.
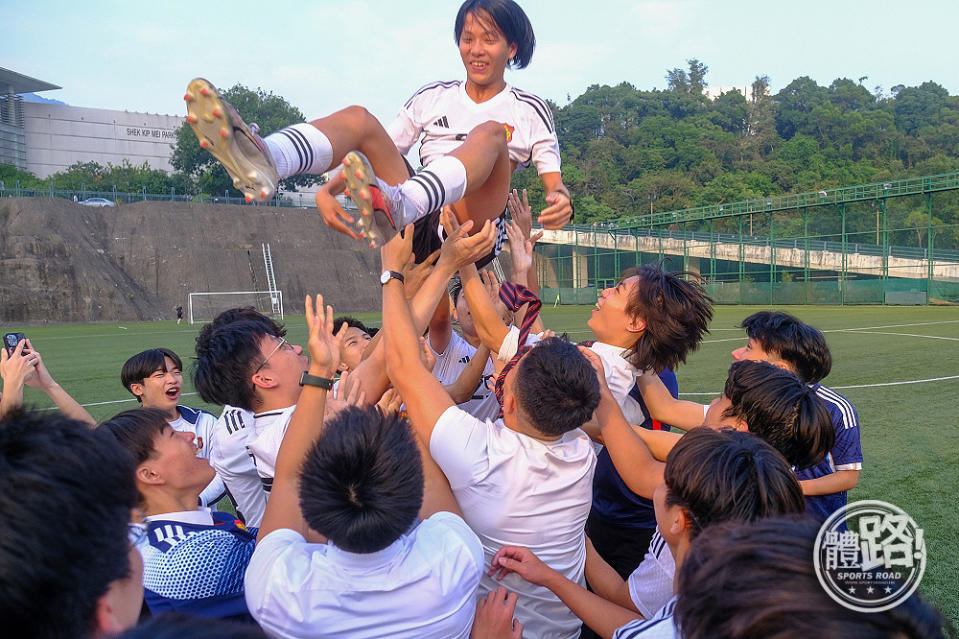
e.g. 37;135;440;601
388;80;561;175
209;405;267;527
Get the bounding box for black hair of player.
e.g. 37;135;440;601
121;347;182;402
193;319;272;410
116;613;269;639
455;0;536;69
676;517;951;639
663;428;805;541
333;316;369;336
722;360;834;470
624;263;713;373
0;408;138;639
448;274;464;307
97;408;169;507
740;311;832;383
203;306;287;338
512;336;600;436
298;406;424;554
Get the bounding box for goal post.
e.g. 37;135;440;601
188;291;284;325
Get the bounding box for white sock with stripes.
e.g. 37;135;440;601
397;155;467;222
263;123;333;179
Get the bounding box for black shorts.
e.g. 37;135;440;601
411;207;507;269
405;157;506;268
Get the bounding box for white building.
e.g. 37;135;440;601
1;66;184;179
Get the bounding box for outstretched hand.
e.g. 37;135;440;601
0;339;38;389
489;545;557;586
471;586;524;639
304;293;346;377
381;223;416;273
438;208;496;269
538;190;572;229
577;345;611;396
315;184;359;240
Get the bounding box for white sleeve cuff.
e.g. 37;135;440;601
496;326;521;362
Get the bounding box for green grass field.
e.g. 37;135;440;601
7;304;958;626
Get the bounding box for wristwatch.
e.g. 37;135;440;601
380;270;405;286
299;371;334;389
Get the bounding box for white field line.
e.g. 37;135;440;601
704;319;959;345
839;330;959;342
37;391;199;411
679;375;959;396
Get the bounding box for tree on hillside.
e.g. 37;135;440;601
170;84;320;196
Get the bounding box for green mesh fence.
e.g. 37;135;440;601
532;182;959;306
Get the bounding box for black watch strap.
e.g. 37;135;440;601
299;371;334;389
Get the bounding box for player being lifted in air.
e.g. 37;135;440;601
185;0;571;267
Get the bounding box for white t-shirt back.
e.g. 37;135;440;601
430;406;596;639
246;405;296;496
244;512;484;639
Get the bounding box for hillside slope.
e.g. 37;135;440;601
0;198;381;323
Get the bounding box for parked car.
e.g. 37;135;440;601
79;198;116;207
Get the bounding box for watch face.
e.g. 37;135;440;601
380;271;391;284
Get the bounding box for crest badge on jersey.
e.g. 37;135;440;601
503;123;515;143
196;436;203;451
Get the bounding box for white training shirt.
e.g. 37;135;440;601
627;529;676;618
168;407;226;508
612;597;679;639
388;80;561;175
429;330;498;421
430;406;597;639
209;405;267;527
245;405;297;496
244;512;484;639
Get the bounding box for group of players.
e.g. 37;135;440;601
0;0;951;637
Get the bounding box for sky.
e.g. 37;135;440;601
3;0;958;126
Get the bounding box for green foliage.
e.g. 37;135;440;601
170;84;320;196
515;64;959;229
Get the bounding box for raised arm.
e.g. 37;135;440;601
580;347;664;500
635;371;708;430
538;173;572;230
490;546;641;639
257;294;345;542
382;225;457;442
23;340;95;427
0;340;35;418
445;343;492;404
460;262;511;354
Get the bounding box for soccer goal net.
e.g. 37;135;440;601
188;291;284;325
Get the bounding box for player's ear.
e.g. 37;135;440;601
129;382;145;400
251;370;278;391
626;314;646;334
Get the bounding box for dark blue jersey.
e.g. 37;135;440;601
794;384;863;520
140;510;257;621
590;369;678;529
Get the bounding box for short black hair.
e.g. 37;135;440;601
740;311;832;383
664;428;805;541
676;517;950;639
121;347;182;401
0;409;138;639
333;316;369;335
624;263;713;373
193;318;272;409
448;275;463;307
723;360;835;469
116;613;268;639
513;337;600;436
455;0;536;69
298;406;424;554
203;306;287;338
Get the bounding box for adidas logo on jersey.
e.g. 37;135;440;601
433;116;450;128
458;355;471;364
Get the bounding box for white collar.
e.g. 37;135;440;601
326;534;407;570
145;507;214;526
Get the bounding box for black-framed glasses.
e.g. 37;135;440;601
254;337;289;374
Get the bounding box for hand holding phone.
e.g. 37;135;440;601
3;333;26;357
